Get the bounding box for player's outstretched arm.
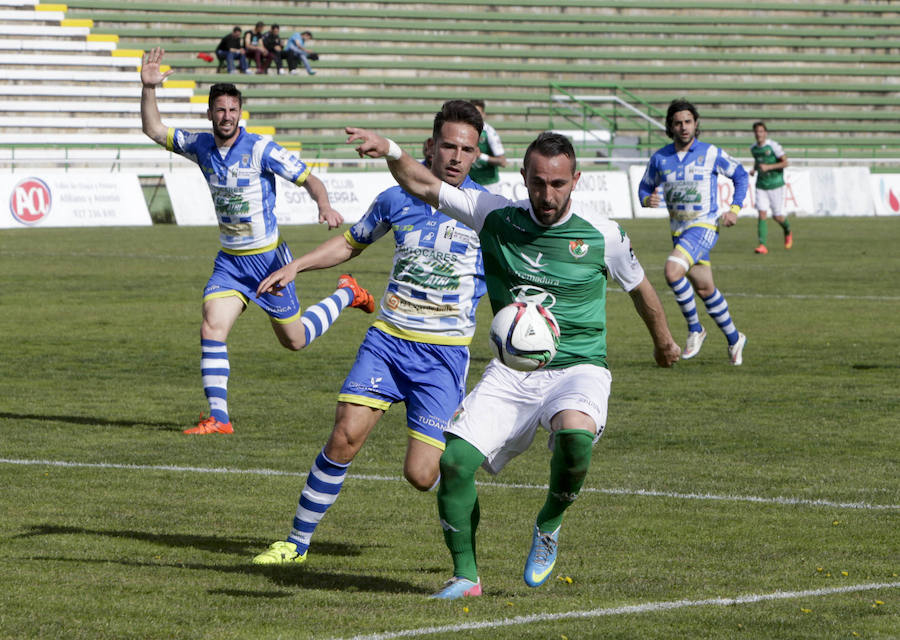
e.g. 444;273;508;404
140;47;174;146
256;234;359;297
628;277;681;367
302;173;344;229
346;127;442;207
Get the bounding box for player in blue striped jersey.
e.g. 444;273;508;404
140;48;374;435
638;99;749;365
252;100;488;567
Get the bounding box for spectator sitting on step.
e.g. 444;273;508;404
263;24;286;75
244;21;272;74
286;30;318;75
216;26;249;74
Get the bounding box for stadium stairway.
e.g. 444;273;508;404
1;0;899;164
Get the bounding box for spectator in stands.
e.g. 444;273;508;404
244;21;272;74
263;24;286;75
467;99;507;194
215;26;249;75
286;30;318;75
749;121;792;254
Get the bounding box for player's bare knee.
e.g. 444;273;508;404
278;334;305;351
404;466;438;492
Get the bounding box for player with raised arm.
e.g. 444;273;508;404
347;126;680;598
638;98;749;365
140;48;374;434
251;101;488;566
750;121;792;254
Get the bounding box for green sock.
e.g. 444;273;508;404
437;434;484;582
780;217;791;233
536;429;594;533
757;218;768;245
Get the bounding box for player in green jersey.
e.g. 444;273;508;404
750;122;792;254
347;126;681;599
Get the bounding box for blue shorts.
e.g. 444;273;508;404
338;327;470;450
203;243;301;323
672;224;719;267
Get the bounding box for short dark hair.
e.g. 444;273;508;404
208;83;242;110
523;132;576;172
752;121;767;131
432;99;483;141
665;99;700;139
301;30;313;38
232;26;241;33
271;24;279;30
255;21;264;28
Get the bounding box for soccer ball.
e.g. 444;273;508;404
489;301;561;371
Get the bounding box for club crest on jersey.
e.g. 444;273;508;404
568;239;589;259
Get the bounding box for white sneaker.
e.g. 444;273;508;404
728;332;747;366
278;68;287;75
289;68;301;75
682;327;707;360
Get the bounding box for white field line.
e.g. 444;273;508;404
1;458;897;511
326;581;900;640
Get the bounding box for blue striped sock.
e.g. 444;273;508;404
702;289;739;345
300;288;353;346
201;339;229;423
668;276;703;333
287;448;350;554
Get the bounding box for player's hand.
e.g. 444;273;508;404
346;127;389;158
256;264;299;298
721;210;738;227
141;47;174;88
643;192;661;208
654;341;681;367
318;205;344;230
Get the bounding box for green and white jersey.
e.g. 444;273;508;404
438;183;645;369
750;137;786;190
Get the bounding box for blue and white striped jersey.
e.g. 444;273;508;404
167;127;311;252
345;175;487;345
638;140;749;235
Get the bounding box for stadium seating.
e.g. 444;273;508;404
0;0;898;162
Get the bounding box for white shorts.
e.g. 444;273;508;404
446;359;611;475
755;185;785;217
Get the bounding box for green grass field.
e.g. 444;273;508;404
1;217;897;639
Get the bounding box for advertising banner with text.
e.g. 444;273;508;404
869;173;900;216
629;165;876;219
1;172;151;229
167;169;636;225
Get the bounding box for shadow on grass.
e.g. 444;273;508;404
17;524;427;594
0;411;179;431
15;524;361;559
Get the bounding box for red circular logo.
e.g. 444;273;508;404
10;177;52;225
